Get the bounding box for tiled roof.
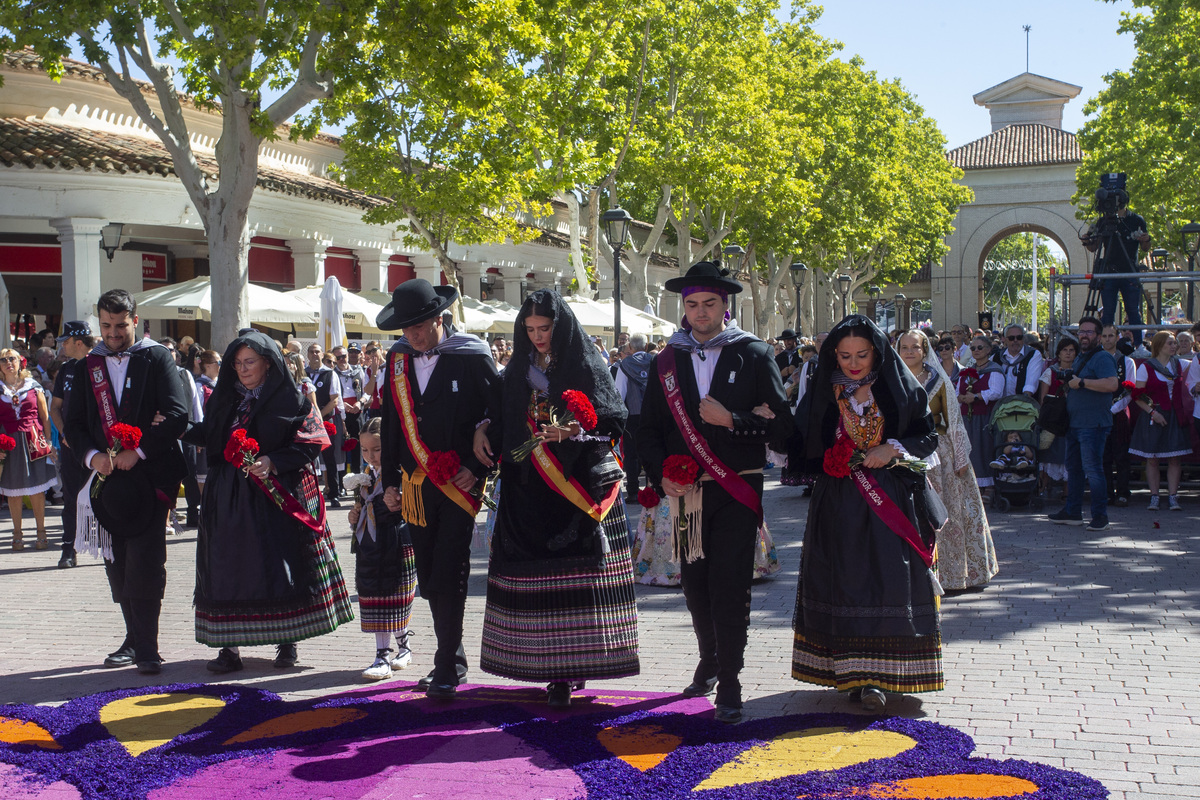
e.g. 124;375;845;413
2;48;343;146
948;124;1082;170
0;117;383;209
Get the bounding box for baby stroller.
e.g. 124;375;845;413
986;394;1043;512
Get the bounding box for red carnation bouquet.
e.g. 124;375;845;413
425;449;496;510
91;422;143;497
341;437;359;452
824;432;927;478
511;390;600;462
0;433;16;478
662;454;700;486
1117;380;1136;403
225;428;287;509
323;420;337;438
637;485;661;509
958;367;980;417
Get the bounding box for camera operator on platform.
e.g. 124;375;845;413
1081;174;1151;346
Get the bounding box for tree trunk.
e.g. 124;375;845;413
559;189;593;298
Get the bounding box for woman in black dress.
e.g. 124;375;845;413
474;290;639;707
792;315;946;713
185;331;354;673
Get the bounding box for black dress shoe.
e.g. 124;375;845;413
207;648;244;674
681;676;718;698
417;670;467;688
58;553;76;569
861;687;886;713
326;496;342;509
714;705;743;724
425;682;457;700
103;648;135;668
274;643;298;668
136;660;162;675
546;682;571;708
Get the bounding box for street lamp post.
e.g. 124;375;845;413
1150;247;1169;323
894;292;907;331
1181;223;1200;322
836;274;852;319
602;207;633;346
867;285;881;326
790;262;808;335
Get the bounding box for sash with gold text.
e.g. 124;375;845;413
526;409;621;522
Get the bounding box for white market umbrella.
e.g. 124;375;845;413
590;297;677;338
286;286;386;334
564;295;667;338
359;290;517;335
318;276;349;352
130;276;318;326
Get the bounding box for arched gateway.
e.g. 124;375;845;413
928;73;1091;331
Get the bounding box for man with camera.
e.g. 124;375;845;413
1081;174;1151;345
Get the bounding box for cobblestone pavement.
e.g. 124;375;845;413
1;477;1197;799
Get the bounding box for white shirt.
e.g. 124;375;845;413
954;342;971;363
1109;354;1137;414
84;353;148;466
996;346;1044;396
691;347;722;398
413;352;439;394
614;368;629;401
1135;362;1176;400
1186;356;1200;419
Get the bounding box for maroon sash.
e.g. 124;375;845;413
836;421;934;568
85;355;120;445
656;346;763;522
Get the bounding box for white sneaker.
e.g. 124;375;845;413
1168;496;1182;511
389;649;413;670
361;650;394;681
989;459;1006;470
1148;496;1160;510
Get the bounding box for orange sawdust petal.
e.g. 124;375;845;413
0;717;61;750
597;723;684;772
223;707;368;745
848;773;1040;798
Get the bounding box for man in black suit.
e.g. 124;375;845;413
639;262;792;723
378;280;500;699
774;328;801;380
50;320;94;569
65;289;189;674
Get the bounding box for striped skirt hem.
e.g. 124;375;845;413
791;629;944;694
360;556;417;633
481;509;639;682
196;527;355;647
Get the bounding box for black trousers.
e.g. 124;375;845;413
406;480;474;683
58;442;85;554
1104;411;1133;500
180;442;202;515
104;505;169;662
678;475;762;709
622;414;642;496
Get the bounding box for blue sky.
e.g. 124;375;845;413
787;0;1138;148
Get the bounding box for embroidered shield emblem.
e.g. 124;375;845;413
664;373;676;393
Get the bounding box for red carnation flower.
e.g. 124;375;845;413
637;485;661;509
823;442;853;478
426;450;462;485
0;434;16;452
341;437;359;452
323;420;337;437
109;422;142;451
562;389;599;431
662;454;700;486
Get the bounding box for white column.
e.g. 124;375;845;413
499;265;527;305
287;239;329;288
457;261;488;299
355;247;392;292
50;217;106;326
410;254;442;287
529;265;561;291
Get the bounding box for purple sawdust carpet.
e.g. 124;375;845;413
0;680;1107;799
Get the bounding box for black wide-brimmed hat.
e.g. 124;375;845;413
376;279;458;330
93;469;157;539
663;261;743;295
780;328;797;340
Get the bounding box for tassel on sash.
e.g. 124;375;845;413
668;483;704;564
401;468;427;528
75;472;113;561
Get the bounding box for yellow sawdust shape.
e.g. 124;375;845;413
597;723;684;772
0;717;61;749
99;693;226;757
695;727;917;790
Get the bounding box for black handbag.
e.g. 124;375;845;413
1038;393;1070;437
